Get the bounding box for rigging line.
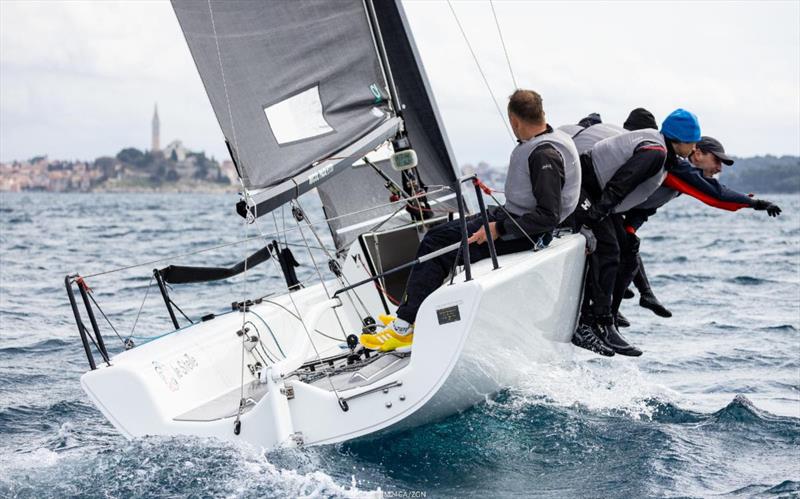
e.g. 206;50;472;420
248;310;286;357
127;274;154;342
81;188;449;280
81;323;110;366
446;0;515;144
242;321;277;365
258;298;344;343
291;200;349;341
168;298;194;325
283;276;344;404
206;0;241;171
485;189;542;250
234;202;252;429
293;197;371;320
489;0;517;89
80;234;271;279
83;290;125;346
274;212;344;400
338;201;408;260
84;187;449;279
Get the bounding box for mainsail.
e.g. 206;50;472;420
172;0;394;193
173;0;460;243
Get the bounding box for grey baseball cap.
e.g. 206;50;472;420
697;136;734;165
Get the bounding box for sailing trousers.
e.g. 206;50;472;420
611;230;640;315
395;213;538;324
581;211;634;323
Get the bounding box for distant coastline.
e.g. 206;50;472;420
462;155;800;194
0;143;238;193
2;151;797;194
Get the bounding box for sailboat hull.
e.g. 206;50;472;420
80;233;585;449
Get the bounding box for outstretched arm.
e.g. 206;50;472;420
665;160;781;216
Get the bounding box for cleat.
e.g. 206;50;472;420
639;292;672;318
616;311;630;328
595;322;642;357
623;288;635;299
359;323;413;352
572;323;615;357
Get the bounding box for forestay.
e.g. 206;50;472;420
171;0;394;198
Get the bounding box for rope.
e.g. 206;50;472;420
127;274;154;343
78;187;452;280
248;310;286;357
489;0;517;89
485;189;543;250
293;197;372;320
206;0;241;174
290;200;348;341
446;0;515;144
80;235;270;279
85;290;125;345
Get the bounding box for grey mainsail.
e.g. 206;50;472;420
171;0;393;195
173;0;460;247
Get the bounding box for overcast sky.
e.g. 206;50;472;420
1;0;798;166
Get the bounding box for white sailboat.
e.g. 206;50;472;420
66;0;586;449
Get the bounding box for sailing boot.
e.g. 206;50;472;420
572;322;615;357
359;319;413;353
639;291;672;318
594;317;642;357
616;310;630;328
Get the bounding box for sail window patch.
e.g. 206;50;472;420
263;86;333;145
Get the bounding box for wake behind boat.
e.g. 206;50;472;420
65;0;587;449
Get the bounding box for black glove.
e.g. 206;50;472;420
573;197;603;228
753;199;782;217
579;226;597;254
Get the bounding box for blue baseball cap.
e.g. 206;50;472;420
661;108;701;143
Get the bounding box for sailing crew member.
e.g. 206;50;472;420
360;89;581;353
571;108;701;357
616;108;671;324
613;135;783;325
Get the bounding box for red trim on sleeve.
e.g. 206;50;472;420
662;173;750;211
637;145;667;152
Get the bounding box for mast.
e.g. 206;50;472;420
364;0;401;116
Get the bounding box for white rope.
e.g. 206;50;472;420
489;0;517;89
446;0;515;144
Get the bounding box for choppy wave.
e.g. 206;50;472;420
1;192;798;498
0;437;379;499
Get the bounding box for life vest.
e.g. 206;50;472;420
570;123;625;155
590;129;667;213
504;128;581;223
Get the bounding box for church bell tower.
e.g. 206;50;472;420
151;104;160;152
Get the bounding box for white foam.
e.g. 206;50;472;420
510;356;682;420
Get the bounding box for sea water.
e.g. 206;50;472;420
0;192;798;498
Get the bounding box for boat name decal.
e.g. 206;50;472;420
152;353;199;392
308;164;334;185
